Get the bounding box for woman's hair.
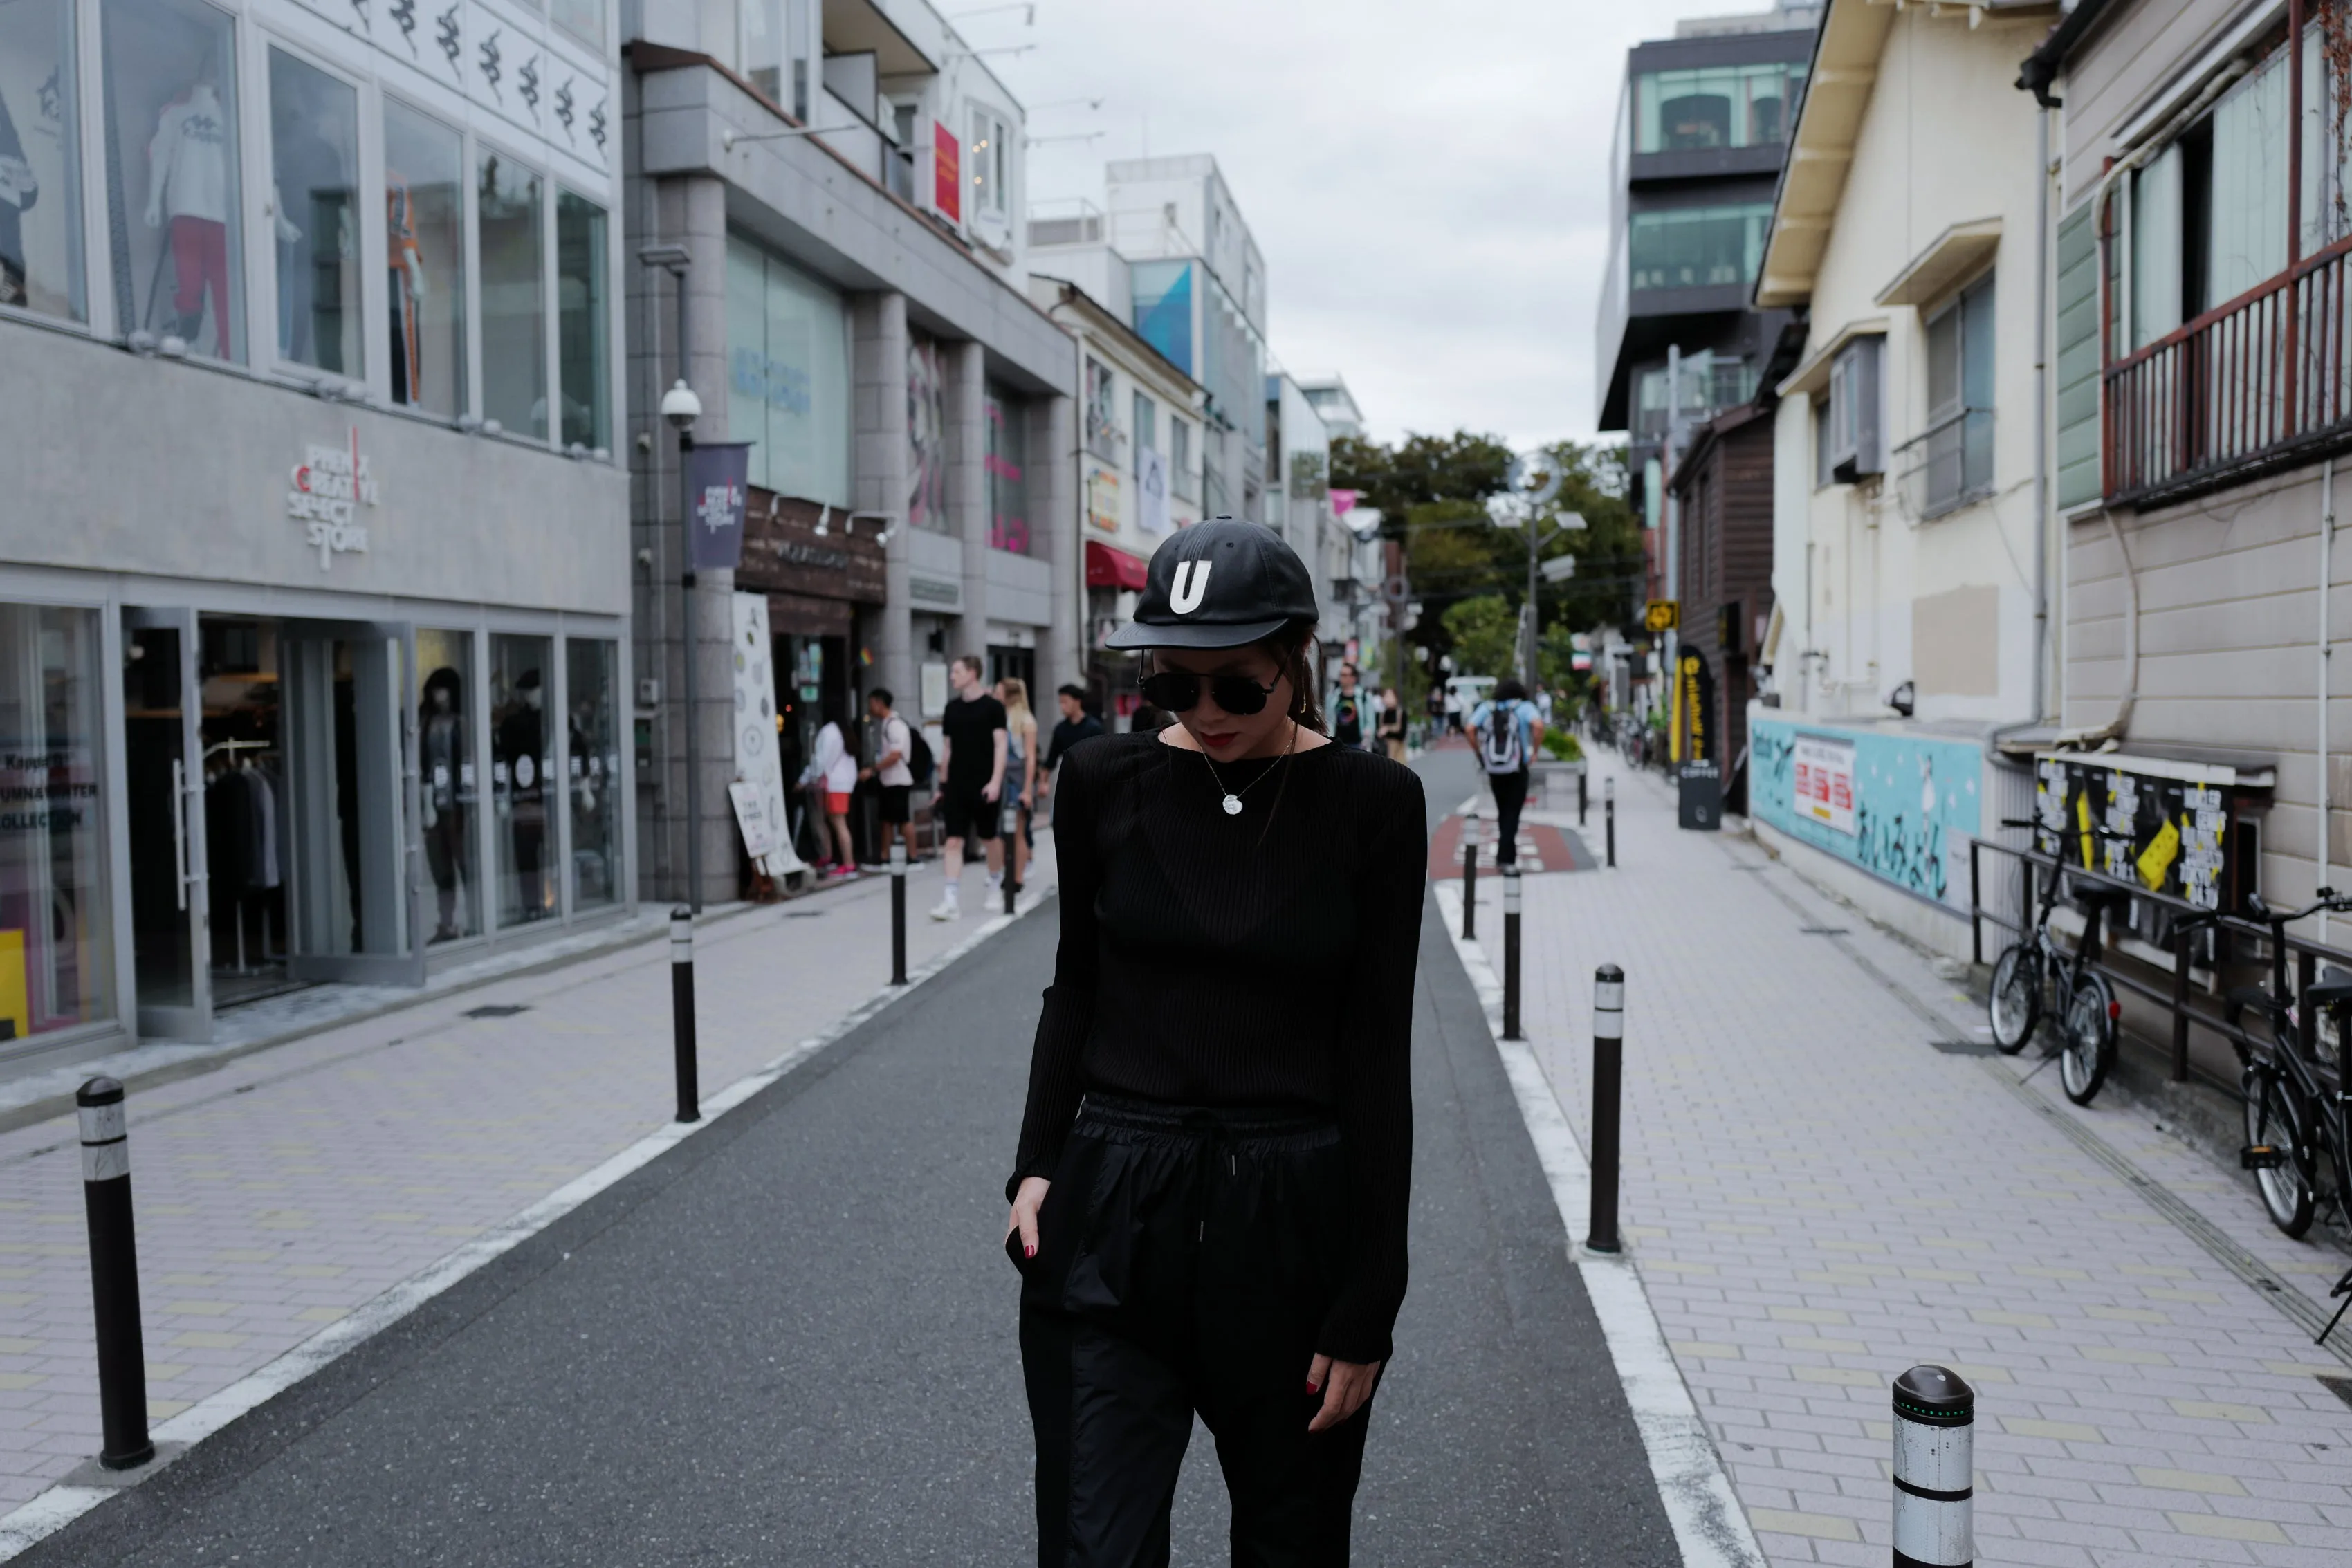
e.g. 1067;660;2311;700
1000;676;1034;732
1259;618;1328;735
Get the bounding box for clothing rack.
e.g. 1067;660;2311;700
201;742;282;974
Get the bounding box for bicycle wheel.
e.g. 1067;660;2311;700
2243;1064;2317;1237
2059;975;2117;1105
1988;944;2041;1053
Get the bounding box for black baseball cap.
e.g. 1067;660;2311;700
1104;517;1320;650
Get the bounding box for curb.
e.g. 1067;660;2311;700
0;883;1054;1561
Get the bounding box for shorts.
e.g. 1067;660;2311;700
941;783;1000;841
879;784;912;824
825;791;852;815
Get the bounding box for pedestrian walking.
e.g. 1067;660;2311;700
1469;677;1543;867
802;701;858;879
930;656;1006;920
1005;517;1428;1565
1443;685;1464;735
1037;683;1104;818
997;676;1040;898
857;688;915;863
1376;685;1408;763
1329;661;1373;751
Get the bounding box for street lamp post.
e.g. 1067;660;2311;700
640;244;704;912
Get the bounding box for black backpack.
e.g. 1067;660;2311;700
906;726;935;788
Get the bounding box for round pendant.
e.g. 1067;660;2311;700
1222;794;1244;816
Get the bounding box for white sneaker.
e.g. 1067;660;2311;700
929;895;959;921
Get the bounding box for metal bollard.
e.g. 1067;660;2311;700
1604;776;1617;868
1462;816;1479;940
78;1077;154;1470
1579;768;1588;826
1586;966;1624;1254
1892;1366;1974;1567
1002;794;1020;914
670;907;700;1123
1503;867;1523;1041
888;841;908;986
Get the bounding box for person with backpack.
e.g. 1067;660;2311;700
1470;677;1544;867
859;688;917;863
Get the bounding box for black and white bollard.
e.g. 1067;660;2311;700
1892;1365;1974;1567
1002;794;1020;915
1604;776;1617;868
1462;815;1480;941
78;1077;154;1470
888;842;908;986
1579;768;1588;826
1586;965;1624;1255
1502;867;1523;1041
670;907;700;1123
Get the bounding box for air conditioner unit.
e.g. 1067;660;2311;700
1828;335;1883;483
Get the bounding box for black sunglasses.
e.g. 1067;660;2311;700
1139;670;1278;716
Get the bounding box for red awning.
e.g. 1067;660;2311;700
1085;539;1150;591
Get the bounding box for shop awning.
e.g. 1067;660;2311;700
1086;539;1150;591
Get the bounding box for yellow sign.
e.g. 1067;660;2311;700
1644;599;1680;633
1086;468;1121;533
2138;815;2183;890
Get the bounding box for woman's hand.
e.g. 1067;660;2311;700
1305;1354;1381;1432
1007;1176;1050;1260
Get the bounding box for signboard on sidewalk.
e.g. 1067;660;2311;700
730;593;806;878
1752;717;1983;912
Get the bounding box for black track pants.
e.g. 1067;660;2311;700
1488;768;1529;865
1015;1096;1375;1567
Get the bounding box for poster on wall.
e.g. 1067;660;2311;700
1087;468;1121;533
730;593;806;878
1137;447;1170;534
1753;718;1981;912
2033;754;2248;912
907;339;947;531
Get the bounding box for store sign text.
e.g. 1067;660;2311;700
288;430;383;571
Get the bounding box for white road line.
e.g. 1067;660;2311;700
1435;879;1765;1568
0;891;1051;1562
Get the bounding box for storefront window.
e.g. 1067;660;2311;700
986;384;1029;553
385;99;465;417
103;0;242;360
0;0;83;322
416;630;478;941
489;635;553;926
479;151;544;437
725;235;851;504
908;333;947;531
557;189;608;452
268;49;360;376
565;638;621;909
0;604;109;1040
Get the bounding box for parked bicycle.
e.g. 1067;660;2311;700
2176;890;2352;1239
1987;819;2126;1105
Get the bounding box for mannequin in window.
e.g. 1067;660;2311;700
0;82;38;308
387;173;425;403
499;669;548;919
421;666;466;941
146;62;232;356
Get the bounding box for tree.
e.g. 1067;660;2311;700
1441;594;1520;680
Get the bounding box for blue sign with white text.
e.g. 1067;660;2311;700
1750;716;1983;911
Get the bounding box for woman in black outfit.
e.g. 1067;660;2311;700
1006;519;1427;1565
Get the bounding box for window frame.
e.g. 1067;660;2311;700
261;36;369;385
0;0;89;331
381;90;470;421
470;133;552;443
1918;269;1996;516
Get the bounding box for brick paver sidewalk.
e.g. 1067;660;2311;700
1468;759;2352;1567
0;849;1049;1515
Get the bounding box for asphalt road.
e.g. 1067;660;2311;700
24;749;1676;1566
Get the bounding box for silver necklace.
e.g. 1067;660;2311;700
1197;722;1298;816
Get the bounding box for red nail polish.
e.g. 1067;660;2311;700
1305;1382;1320;1396
1025;1244;1036;1258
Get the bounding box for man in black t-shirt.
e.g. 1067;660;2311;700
1330;662;1370;751
931;654;1007;921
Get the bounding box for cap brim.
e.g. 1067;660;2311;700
1101;615;1292;651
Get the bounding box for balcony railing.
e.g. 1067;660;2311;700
2105;234;2352;504
1893;405;1993;519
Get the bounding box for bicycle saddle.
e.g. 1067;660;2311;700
2067;878;2131;913
2307;977;2352;1010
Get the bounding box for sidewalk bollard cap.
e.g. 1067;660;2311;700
669;905;691;923
76;1076;125;1108
1893;1365;1975;1425
1595;963;1625;984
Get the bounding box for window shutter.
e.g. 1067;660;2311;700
2054;201;2102;509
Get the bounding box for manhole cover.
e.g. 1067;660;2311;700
463;1004;529;1020
1931;1039;1999;1056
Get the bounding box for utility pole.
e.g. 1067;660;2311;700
640;243;703;911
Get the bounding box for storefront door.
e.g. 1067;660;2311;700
281;622;425;986
123;607;212;1041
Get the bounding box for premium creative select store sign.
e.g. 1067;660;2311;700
286;429;382;571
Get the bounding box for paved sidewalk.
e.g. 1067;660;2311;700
0;849;1047;1515
1467;757;2352;1567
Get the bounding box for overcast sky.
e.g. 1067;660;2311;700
980;0;1779;454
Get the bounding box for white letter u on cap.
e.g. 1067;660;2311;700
1169;560;1212;615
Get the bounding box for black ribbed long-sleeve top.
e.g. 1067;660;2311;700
1009;729;1428;1364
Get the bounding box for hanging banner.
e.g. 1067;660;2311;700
1137;446;1171;535
934;121;961;221
687;442;753;571
730;593;806;878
